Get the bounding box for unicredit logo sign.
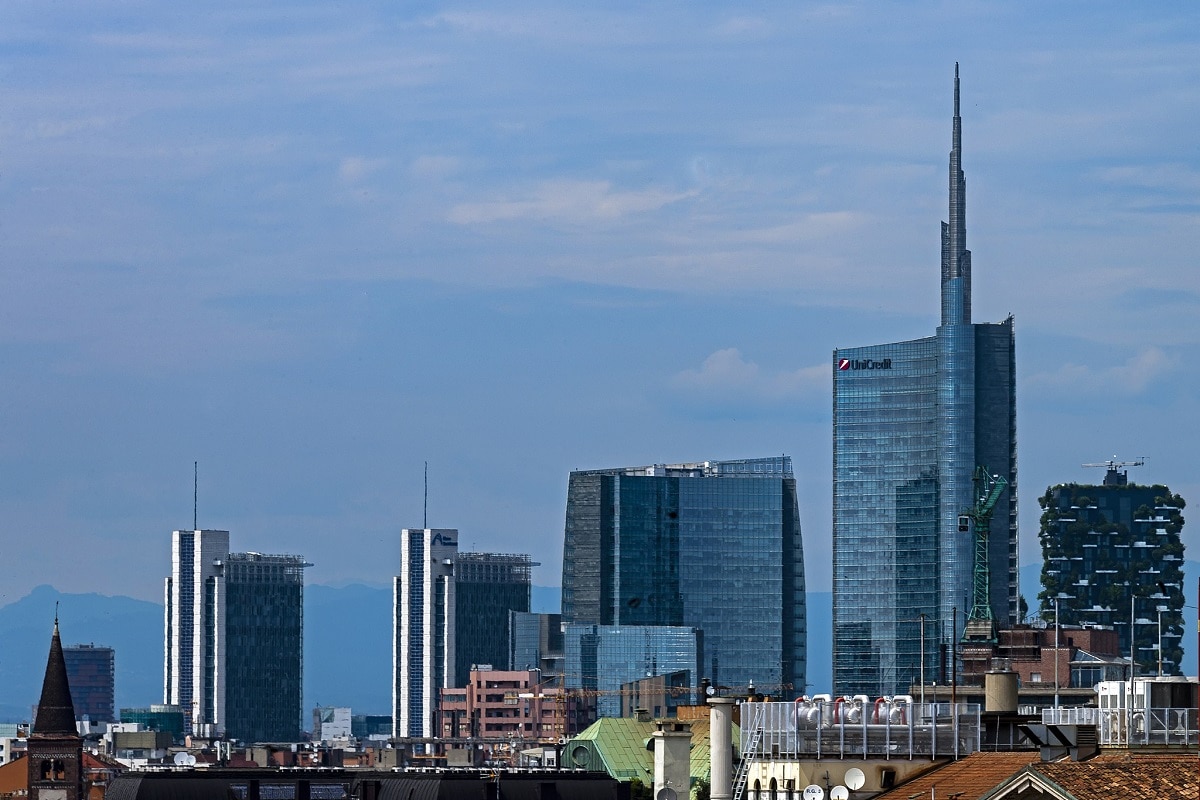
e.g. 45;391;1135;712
838;358;893;371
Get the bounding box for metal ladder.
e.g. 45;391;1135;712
732;705;764;800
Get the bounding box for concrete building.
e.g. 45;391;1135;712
832;65;1018;696
393;528;534;739
1037;463;1187;676
438;667;584;754
313;706;353;743
164;529;309;741
560;456;805;696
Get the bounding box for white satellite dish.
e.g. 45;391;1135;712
844;768;866;791
802;785;824;800
830;787;849;800
173;752;190;766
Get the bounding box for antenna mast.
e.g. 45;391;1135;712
193;461;198;530
424;461;428;529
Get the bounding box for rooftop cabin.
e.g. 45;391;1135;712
1043;675;1199;747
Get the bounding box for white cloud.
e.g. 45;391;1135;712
1026;347;1172;396
712;17;772;39
672;348;828;402
410;155;462;178
338;156;389;185
448;180;696;225
1091;164;1200;194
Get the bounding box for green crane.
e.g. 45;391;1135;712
959;466;1008;643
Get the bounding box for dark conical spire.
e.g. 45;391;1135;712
32;617;78;735
941;61;971;326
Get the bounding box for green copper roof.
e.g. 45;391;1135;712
568;717;740;794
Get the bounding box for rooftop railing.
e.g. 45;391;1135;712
739;699;980;761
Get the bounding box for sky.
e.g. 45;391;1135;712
2;3;1199;610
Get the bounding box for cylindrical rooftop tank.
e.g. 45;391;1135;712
984;669;1019;713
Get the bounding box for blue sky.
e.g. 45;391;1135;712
2;3;1199;610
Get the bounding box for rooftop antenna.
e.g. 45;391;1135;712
193;461;198;530
423;461;428;529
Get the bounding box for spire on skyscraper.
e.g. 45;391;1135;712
941;62;971;326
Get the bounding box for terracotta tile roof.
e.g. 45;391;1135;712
1008;753;1200;800
875;751;1040;800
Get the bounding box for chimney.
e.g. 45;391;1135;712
708;697;734;800
652;721;693;800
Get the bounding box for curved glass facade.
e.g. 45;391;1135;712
561;457;805;696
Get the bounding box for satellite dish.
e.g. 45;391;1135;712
173;752;190;766
802;785;824;800
844;768;866;791
830;788;849;800
657;789;678;800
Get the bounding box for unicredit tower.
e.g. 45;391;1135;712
831;65;1017;697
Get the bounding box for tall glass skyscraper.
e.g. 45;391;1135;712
832;65;1018;697
561;456;805;695
222;552;307;743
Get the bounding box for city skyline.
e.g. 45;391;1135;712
3;3;1200;607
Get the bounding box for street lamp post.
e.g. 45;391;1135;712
1054;596;1060;709
919;613;926;708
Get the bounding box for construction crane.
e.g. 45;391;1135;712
1082;457;1144;487
959;466;1008;643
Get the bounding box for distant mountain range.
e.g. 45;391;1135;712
0;583;563;723
0;566;1192;724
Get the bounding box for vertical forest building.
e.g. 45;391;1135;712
1038;463;1186;675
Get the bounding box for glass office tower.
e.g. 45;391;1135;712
63;645;115;723
454;553;533;686
165;531;309;740
563;624;702;719
222;552;307;743
561;456;805;695
832;65;1017;697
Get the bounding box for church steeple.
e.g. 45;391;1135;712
28;615;83;800
33;617;77;735
941;62;972;326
